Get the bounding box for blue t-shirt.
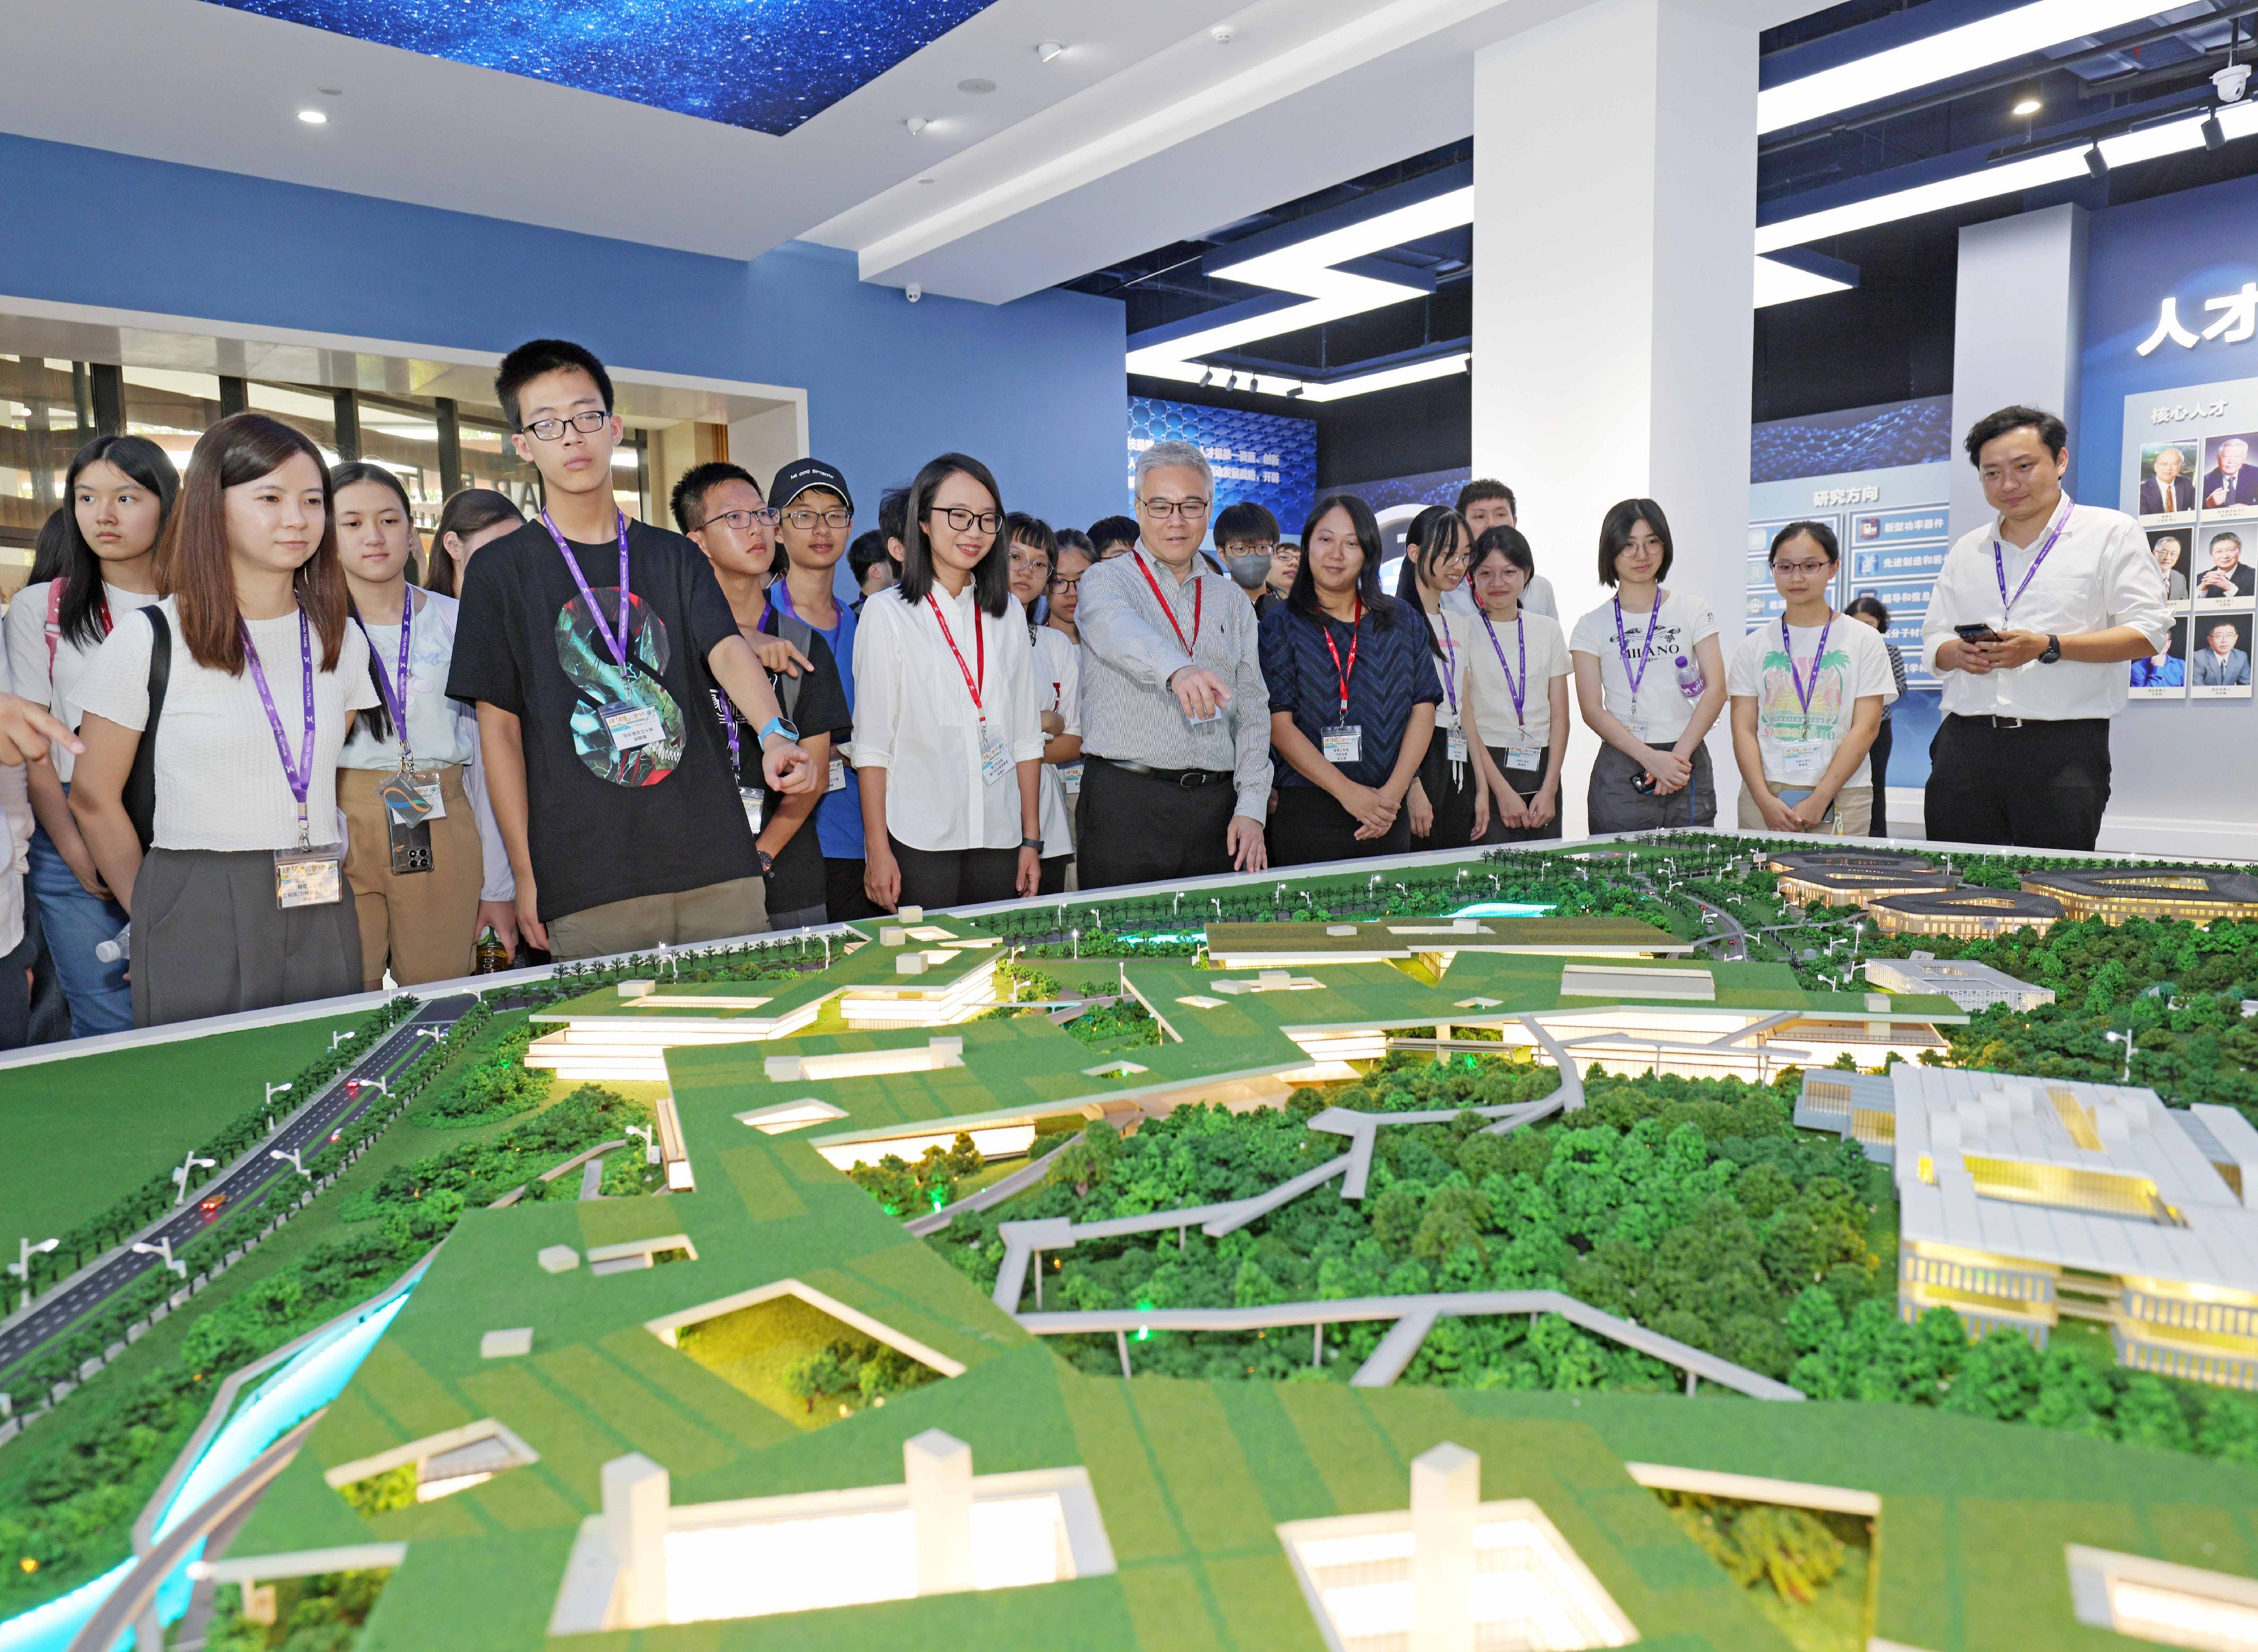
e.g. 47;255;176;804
773;581;866;860
1258;598;1441;788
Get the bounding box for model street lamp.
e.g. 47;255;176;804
265;1080;294;1107
331;1029;355;1050
132;1238;186;1278
8;1237;58;1312
172;1155;217;1204
2105;1029;2134;1082
270;1147;311;1178
624;1124;657;1165
414;1027;445;1045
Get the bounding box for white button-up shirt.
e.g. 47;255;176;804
852;581;1045;853
1919;499;2169;721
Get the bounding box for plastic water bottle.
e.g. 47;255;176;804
95;923;130;965
1674;652;1706;703
474;926;510;974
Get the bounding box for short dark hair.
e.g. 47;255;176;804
495;338;614;432
1767;519;1839;565
1290;492;1399;629
1844;593;1891;630
670;461;759;535
1456;477;1516;518
899;453;1012;616
1088;514;1139;553
2213;532;2243;553
1214;501;1279;547
1469;524;1535;582
1597;499;1674;586
878;485;910;549
425;488;524;596
848;531;897;582
1963;404;2067;466
55;434;180;650
1053;527;1095;563
1006;511;1057;562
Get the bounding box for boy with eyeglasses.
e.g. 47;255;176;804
447;339;817;959
767;458;872;920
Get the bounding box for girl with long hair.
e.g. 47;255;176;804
1393;509;1490;847
422;487;524;597
1005;513;1082;892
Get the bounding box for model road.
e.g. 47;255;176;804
0;993;475;1379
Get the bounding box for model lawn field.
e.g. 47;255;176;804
0;1015;357;1244
11;836;2258;1652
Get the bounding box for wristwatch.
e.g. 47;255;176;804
2038;634;2062;664
1019;835;1044;851
756;849;774;875
757;716;799;745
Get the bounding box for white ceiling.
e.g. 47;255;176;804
3;0;1836;306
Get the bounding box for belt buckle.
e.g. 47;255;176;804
1993;714;2024;730
1178;770;1205;789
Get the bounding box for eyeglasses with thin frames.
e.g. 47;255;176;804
1772;560;1833;577
1140;497;1210;520
782;507;852;531
696;507;781;533
522;409;610;441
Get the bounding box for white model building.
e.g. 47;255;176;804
1863;952;2055;1013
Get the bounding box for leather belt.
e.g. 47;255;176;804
1091;755;1234;788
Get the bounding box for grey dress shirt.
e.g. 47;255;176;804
1075;546;1273;818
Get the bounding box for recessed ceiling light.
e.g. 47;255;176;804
2012;95;2042;115
957;77;996;94
918;176;936;185
904;116;930;135
296;108;328;124
317;85;343;96
1035;40;1065;62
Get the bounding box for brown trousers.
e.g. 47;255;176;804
341;765;485;989
545;875;769;962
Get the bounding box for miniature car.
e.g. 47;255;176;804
198;1192;227;1214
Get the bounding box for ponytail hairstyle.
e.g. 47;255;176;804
424;487;524;597
155;413;348;674
56;434;181;650
331;461;423;743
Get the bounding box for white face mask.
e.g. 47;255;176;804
1223;550;1272;591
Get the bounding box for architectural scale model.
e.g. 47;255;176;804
6;835;2258;1652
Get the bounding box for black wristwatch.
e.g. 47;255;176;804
2038;633;2062;664
1020;835;1043;851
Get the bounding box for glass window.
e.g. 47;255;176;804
356;393;447;532
248;381;345;462
121;367;221;475
0;356;90;593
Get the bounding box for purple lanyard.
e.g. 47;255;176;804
1993;497;2072;620
1481;611;1528;725
1613;595;1661;698
711;608;769;775
243;608;317;842
352;593;414;767
1781;611;1835;733
542;507;633;669
1431;612;1459;713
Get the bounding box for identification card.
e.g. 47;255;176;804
1185;705;1223;726
1620;717;1648;742
274;846;344;909
1505;747;1542;772
379;770;446;822
979;725;1013;786
1321;724;1363;764
741;786;764;835
1775;739;1831;786
1446;729;1469;764
826;756;847;793
1058;759;1084;796
599;700;665;752
387;814;434;876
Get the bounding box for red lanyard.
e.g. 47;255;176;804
1134;549;1201;654
927;594;986;720
1321;600;1362;717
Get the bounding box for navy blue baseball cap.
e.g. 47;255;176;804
769;458;854;515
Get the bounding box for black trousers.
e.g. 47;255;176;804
1924;715;2110;850
889;836;1022;911
1486;745;1563;843
1412;726;1488;849
824;856;874;923
1866;717;1893;838
1268;785;1415;867
1038;854;1072;895
1075;756;1236;889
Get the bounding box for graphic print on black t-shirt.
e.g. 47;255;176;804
556;586;685;785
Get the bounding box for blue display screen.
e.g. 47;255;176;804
200;0;996;136
1128;397;1318;540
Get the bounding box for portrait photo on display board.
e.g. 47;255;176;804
2201;432;2258;517
2139;441;2199;519
2130;616;2189;699
2147;527;2194;606
2194;527;2258;605
2193;612;2255;698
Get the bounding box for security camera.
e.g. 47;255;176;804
905;283;922;304
1210;23;1236;43
2216;62;2251;104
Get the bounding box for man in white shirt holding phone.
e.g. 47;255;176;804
1919;405;2170;851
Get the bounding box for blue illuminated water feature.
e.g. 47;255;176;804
1446;902;1557;918
0;1285;414;1652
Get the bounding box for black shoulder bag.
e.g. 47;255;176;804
120;606;170;852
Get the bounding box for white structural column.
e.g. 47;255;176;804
1471;0;1760;836
905;1427;977;1593
1410;1441;1480;1652
1949;204;2088;542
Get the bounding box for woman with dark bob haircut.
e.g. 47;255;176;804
1257;491;1439;865
852;453;1045;912
1568;498;1726;832
68;413;378;1027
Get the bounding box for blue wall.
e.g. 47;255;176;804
2076;168;2258;506
0;133;1124;531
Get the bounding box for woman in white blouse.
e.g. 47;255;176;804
70;414;376;1027
331;463;517;988
1395;510;1491;847
855;454;1044;912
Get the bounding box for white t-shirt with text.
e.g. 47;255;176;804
1568;590;1719;746
1726;613;1899;790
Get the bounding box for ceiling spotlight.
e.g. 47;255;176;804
1285;385;1305;400
917;176;937;185
317;85;343;97
296;108;328;125
2011;95;2042;116
1210;23;1236;43
1199;367;1214;387
2204;110;2228;151
957;77;996;94
1035;40;1065;62
2084;142;2109;179
904;116;930;135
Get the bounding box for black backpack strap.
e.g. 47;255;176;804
765;608;814;727
121;606;169;852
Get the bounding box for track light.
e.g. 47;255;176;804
1285;386;1304;400
2011;95;2042;116
2084;142;2109;179
1198;367;1214;387
2204;111;2228;151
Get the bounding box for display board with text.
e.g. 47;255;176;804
1126;397;1316;538
2119;375;2258;701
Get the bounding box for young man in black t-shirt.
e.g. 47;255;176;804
447;339;816;959
674;461;852;931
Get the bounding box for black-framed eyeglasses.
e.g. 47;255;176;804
522;409;610;441
696;507;781;533
1049;573;1080;591
782;507;852;530
1140;496;1210;519
929;506;1003;533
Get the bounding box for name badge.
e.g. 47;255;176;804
380;770;447;822
1775;739;1831;785
600;700;665;752
979;725;1013;786
274;845;344;909
1185;706;1223;726
741;786;764;835
1620;716;1648;742
826;756;847;794
1058;759;1084;796
1505;747;1542;772
1446;729;1469;764
1321;724;1363;764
